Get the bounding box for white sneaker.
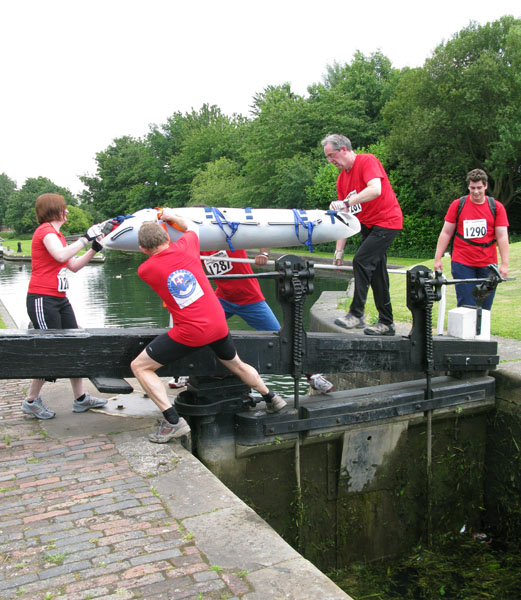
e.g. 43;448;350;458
168;376;189;389
265;394;287;413
308;374;334;393
148;418;190;443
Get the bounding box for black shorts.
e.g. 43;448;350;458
145;332;237;366
27;294;78;329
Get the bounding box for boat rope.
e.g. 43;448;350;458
292;209;315;252
206;207;240;251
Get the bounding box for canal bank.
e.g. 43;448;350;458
0;376;351;600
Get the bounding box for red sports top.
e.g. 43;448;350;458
28;223;68;297
200;249;265;305
337;154;403;229
138;231;229;346
445;195;509;267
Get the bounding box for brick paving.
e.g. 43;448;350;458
0;381;246;600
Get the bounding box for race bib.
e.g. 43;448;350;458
167;269;204;309
203;250;233;276
57;267;69;292
344;190;362;215
463;219;487;239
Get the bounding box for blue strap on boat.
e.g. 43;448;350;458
113;214;135;224
245;207;254;220
204;207;214;220
210;207;240;251
325;209;337;224
292;209;314;252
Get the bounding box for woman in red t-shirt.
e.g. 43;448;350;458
23;193;107;419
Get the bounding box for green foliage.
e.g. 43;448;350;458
241;84;316;207
383;16;521;220
308;50;402;147
189;157;244;207
61;205;92;234
330;533;521;599
158;104;245;206
4;177;76;234
80;135;164;219
0;172;16;227
305;163;338;208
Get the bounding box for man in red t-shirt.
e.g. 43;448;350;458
322;133;403;336
434;168;509;310
130;211;286;444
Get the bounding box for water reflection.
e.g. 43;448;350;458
0;251;350;330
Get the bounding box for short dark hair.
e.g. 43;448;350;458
466;168;488;186
138;221;170;250
35;193;66;224
321;133;352;151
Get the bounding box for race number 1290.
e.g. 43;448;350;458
463;219;487;239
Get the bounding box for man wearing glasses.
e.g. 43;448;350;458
322;133;403;336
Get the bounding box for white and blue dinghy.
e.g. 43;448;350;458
100;206;360;253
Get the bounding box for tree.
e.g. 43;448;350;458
61;205;92;235
383;16;521;221
159;105;246;205
307;50;402;148
241;84;317;207
190;157;244;207
5;177;76;234
80;136;164;219
0;173;16;228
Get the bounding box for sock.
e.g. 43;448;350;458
262;391;275;403
163;406;179;424
76;394;86;403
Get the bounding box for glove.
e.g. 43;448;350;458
330;200;347;211
84;224;102;241
92;239;103;253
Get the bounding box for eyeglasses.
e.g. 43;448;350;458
325;149;341;160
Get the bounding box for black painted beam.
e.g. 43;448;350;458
0;328;498;380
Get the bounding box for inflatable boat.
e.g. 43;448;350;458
100;206;360;253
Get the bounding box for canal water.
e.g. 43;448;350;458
0;251;350;329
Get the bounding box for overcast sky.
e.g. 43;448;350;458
1;0;520;196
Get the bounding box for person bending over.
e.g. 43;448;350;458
130;212;286;444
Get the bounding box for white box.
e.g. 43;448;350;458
447;307;491;340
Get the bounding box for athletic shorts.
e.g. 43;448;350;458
27;294;78;330
145;332;237;366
